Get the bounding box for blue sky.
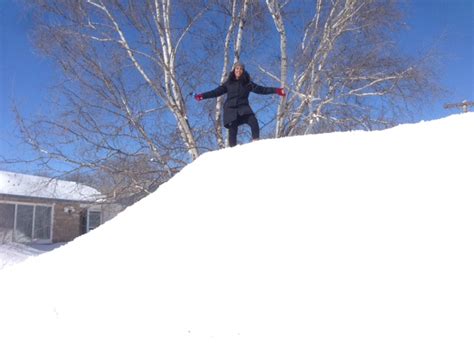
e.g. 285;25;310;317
399;0;474;114
0;0;473;171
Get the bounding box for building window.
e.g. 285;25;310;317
35;206;52;241
88;210;101;231
80;209;102;234
16;205;34;241
0;203;15;242
0;203;52;243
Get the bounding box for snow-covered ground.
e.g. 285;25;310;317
0;243;42;269
0;113;473;354
0;243;64;270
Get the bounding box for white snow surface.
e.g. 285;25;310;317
0;243;65;270
0;243;42;269
0;113;473;354
0;170;101;201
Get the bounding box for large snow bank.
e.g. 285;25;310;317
0;113;473;354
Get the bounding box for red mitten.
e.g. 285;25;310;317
276;88;286;96
194;94;204;101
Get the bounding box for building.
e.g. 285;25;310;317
0;170;120;244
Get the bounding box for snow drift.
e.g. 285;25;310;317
0;113;473;354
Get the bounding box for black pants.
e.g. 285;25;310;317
228;114;260;147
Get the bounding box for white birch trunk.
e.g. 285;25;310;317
265;0;288;138
214;0;239;149
234;0;250;64
153;0;199;160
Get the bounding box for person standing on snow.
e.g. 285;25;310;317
194;62;285;147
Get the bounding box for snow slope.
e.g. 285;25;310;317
0;243;42;269
0;113;473;354
0;243;65;270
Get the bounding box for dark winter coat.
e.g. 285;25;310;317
201;72;278;128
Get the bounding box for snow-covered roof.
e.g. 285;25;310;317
0;170;102;202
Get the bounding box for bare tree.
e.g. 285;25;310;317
7;0;441;204
13;0;211;202
261;0;439;136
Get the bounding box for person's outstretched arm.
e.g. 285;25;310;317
250;82;285;96
195;85;228;101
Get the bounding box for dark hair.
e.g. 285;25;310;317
227;68;251;84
